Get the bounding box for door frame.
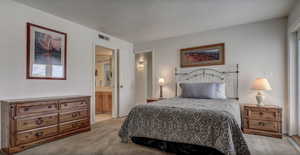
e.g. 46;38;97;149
288;21;300;136
134;49;156;101
92;43;119;124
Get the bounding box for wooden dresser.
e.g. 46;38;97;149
243;104;282;138
1;95;91;154
95;91;112;114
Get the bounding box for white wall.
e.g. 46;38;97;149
0;0;134;145
135;18;287;131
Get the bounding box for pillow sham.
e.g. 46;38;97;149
180;82;226;99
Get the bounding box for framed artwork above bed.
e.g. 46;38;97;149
26;23;67;80
180;43;225;68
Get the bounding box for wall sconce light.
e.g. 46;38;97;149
137;59;145;71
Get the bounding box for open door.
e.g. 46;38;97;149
93;46;134;121
94;46;116;122
118;48;135;117
111;49;119;118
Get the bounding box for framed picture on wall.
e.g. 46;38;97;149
180;43;225;68
26;23;67;80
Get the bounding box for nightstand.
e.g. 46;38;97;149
147;98;164;103
243;104;282;138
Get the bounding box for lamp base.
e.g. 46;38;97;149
256;91;265;106
160;85;163;98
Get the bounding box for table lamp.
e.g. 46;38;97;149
159;78;165;98
251;78;272;106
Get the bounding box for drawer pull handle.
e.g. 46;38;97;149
36;118;44;125
72;113;78;117
35;132;44;137
48;105;52;109
24;107;29;111
259;112;263;115
64;104;68;107
258;122;265;126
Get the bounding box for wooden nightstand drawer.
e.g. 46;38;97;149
243;104;282;138
248;120;279;132
248;110;278;121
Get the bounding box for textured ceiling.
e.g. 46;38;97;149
15;0;295;43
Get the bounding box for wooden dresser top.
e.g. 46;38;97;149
243;104;281;109
1;95;90;103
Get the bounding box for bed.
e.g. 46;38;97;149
119;65;250;155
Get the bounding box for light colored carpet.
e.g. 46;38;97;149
11;119;299;155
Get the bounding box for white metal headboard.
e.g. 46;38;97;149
175;64;239;100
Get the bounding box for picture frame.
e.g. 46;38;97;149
180;43;225;68
26;23;67;80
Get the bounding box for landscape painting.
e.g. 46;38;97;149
180;43;225;67
34;31;62;65
27;23;67;80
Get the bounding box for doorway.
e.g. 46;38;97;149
94;45;116;122
135;51;153;104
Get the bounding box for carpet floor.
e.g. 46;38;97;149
11;119;299;155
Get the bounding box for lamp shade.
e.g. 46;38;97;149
158;78;165;85
251;78;272;90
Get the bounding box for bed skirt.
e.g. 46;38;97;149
131;137;224;155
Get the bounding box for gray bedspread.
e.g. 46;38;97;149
119;97;250;155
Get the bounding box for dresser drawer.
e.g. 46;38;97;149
248;120;279;132
16;101;58;116
16;114;58;131
60;100;88;111
60;119;89;133
16;126;58;145
60;110;88;123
